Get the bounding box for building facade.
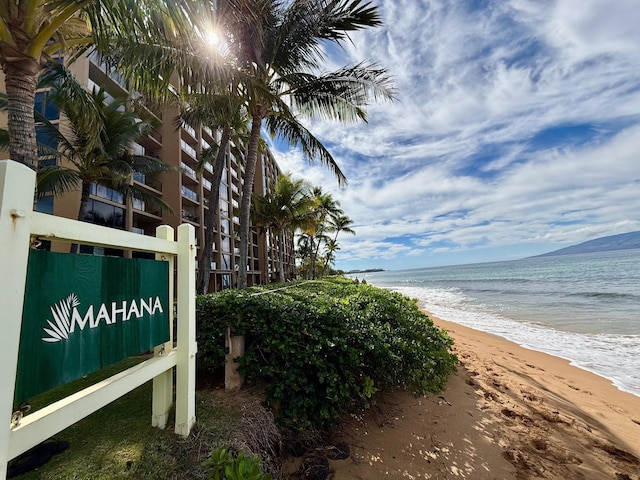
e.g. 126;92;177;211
1;53;296;291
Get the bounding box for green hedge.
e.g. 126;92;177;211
196;278;458;430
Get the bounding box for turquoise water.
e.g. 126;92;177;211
353;249;640;397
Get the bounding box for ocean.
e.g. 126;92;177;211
351;249;640;398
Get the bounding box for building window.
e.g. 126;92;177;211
79;245;124;257
219;199;229;216
35;91;60;120
90;183;124;204
220;219;230;235
35;196;54;215
219;183;228;200
36;125;59;150
221;235;230;252
82;199;125;229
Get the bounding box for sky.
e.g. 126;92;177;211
268;0;640;272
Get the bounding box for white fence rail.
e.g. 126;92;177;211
0;160;197;478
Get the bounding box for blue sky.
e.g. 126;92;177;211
269;0;640;271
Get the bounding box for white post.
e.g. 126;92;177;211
0;161;36;479
175;224;196;436
152;225;175;429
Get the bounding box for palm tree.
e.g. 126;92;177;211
322;238;341;276
35;67;172;222
306;187;341;279
0;0;195;171
322;213;355;274
251;172;315;283
295;232;314;279
178;91;249;293
328;213;356;243
221;0;395;289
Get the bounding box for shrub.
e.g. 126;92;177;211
196;278;458;430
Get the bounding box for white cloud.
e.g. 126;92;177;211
271;0;640;270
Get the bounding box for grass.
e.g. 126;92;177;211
13;359;263;480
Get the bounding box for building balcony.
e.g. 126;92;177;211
132;198;162;217
181;185;199;203
180;161;198;180
181;209;200;224
180;139;197;160
133;172;162;192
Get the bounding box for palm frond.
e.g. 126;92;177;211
120;184;174;214
265;113;347;186
178;91;248;131
281;63;395;121
130;154;175;176
34;112;78;163
39;62;102;134
271;0;382;72
0;128;8;150
36;166;81;198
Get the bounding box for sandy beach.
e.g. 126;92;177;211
316;313;640;479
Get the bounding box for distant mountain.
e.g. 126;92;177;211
535;231;640;257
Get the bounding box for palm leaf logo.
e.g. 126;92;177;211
42;294;80;343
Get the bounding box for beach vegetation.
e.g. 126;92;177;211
197;277;458;430
202;447;272;480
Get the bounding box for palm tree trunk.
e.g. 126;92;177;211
321;232;340;274
312;238;323;279
322;251;331;275
238;113;262;289
70;180;93;254
77;181;92;221
4;62;41;171
196;127;231;294
278;230;285;283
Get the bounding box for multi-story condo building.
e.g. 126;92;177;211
0;53;296;291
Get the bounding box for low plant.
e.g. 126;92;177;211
196;278;458;430
202;447;272;480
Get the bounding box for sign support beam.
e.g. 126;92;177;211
0;161;36;480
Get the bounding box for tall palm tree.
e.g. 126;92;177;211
322;213;355;273
221;0;395;289
322;238;341;276
295;231;314;279
251;172;315;283
35;67;172;222
306;187;341;279
178;91;249;293
0;0;196;171
328;213;356;244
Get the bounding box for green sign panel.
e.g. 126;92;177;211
15;250;170;403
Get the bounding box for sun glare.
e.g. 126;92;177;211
205;31;228;54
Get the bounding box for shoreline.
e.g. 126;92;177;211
319;310;640;479
428;313;640;458
417;301;640;400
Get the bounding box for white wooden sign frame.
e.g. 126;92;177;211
0;160;197;478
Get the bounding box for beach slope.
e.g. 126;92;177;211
325;314;640;479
